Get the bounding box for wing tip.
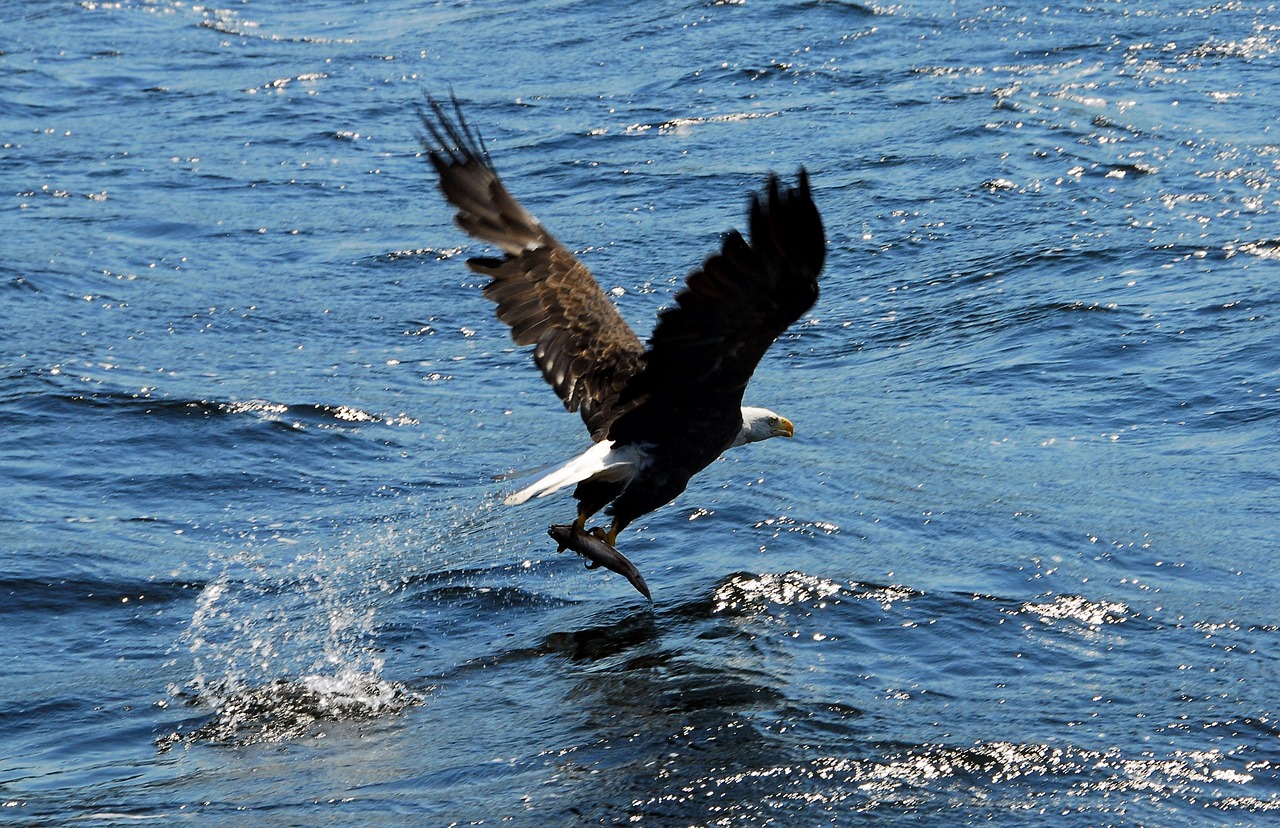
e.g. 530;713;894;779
751;167;825;276
416;88;492;170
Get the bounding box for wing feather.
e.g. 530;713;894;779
420;95;646;440
609;170;825;446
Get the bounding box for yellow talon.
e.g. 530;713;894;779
605;525;620;546
572;512;587;533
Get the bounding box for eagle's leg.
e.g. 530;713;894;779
587;522;622;547
571;479;619;535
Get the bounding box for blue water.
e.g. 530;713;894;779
3;0;1278;824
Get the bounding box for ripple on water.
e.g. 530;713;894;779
711;571;921;616
1019;593;1131;627
623;738;1277;820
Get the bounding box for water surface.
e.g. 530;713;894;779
2;0;1278;824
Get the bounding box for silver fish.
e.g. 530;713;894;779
548;524;652;600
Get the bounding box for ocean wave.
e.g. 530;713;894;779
1019;593;1131;627
12;387;418;431
0;575;202;614
693;738;1279;816
711;571;922;616
1225;238;1280;260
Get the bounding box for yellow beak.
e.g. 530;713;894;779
775;417;794;438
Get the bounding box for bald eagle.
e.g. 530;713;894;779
420;96;825;595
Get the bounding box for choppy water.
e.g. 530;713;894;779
3;0;1279;824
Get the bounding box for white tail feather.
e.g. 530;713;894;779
504;440;643;506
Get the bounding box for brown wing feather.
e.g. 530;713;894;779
419;95;645;440
608;170;825;446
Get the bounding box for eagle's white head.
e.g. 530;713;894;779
733;406;795;448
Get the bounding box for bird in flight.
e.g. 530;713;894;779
420;95;825;598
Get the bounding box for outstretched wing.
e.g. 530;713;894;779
420;95;645;441
609;170;825;446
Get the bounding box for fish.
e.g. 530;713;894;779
548;524;652;600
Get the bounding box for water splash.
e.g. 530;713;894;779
162;527;423;747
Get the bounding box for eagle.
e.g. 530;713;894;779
420;95;825;597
